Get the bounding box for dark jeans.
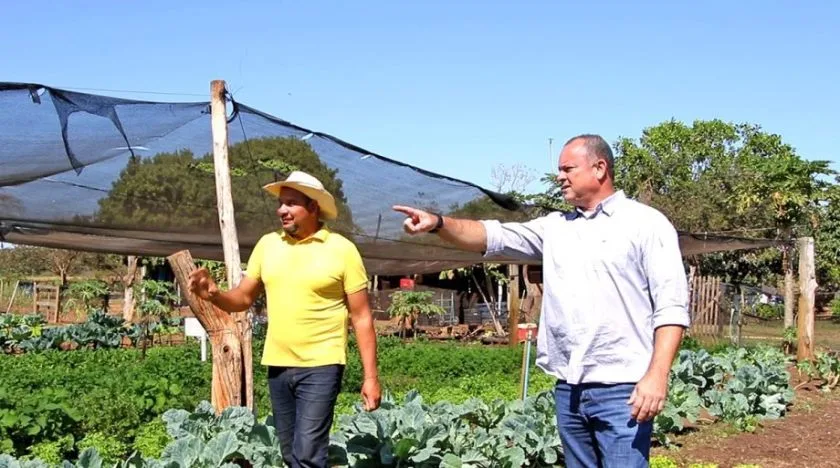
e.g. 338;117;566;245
554;380;653;468
267;365;344;468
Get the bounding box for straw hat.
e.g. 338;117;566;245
262;171;338;220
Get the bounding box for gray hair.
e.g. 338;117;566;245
565;134;614;178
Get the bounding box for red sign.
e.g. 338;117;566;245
399;278;415;290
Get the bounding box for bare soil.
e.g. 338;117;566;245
653;374;840;467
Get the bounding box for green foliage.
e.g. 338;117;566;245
387;291;447;338
0;336;803;466
0;338;534;459
1;311;146;353
830;297;840;321
649;455;679;468
76;433;128;465
0;346;211;458
753;303;783;320
612;119;834;286
24;435;74;465
521;171;574;215
331;391;563;467
134;280;178;321
796;351;840;391
0;314;45;352
812;177;840;289
0;387;81;456
95;137;357;238
0;246;50;279
655;346;795;441
62;280;109;314
132;420;170;459
4;342;797;468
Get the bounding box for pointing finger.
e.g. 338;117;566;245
393;205;422;218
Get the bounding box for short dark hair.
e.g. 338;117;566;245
565;134;614;178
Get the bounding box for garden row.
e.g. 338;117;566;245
0;312;182;354
2;338;839;467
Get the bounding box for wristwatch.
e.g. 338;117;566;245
429;213;444;233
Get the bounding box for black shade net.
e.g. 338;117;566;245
0;82;523;275
0;82;782;275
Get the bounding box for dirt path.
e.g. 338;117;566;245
655;385;840;467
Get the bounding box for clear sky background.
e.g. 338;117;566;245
3;0;838;193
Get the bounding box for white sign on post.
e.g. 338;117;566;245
184;317;208;362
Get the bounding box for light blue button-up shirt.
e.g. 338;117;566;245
481;191;690;384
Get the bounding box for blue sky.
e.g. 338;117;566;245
3;0;838;193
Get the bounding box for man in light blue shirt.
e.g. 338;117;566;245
394;134;689;467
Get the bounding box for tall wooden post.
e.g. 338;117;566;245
210;80;253;411
508;264;520;347
796;237;816;361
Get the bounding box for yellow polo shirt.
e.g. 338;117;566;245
245;227;368;367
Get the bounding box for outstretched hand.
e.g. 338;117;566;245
392;205;439;235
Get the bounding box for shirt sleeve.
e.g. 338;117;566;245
244;237;266;281
342;242;369;294
643;215;691;329
480;215;549;262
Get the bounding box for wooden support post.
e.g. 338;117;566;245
783;244;796;329
5;280;19;313
53;286;61;324
210;79;254;411
796;237;816;361
508;264;521;347
782;227;795;329
168;250;244;412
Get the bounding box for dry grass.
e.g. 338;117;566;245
740;320;840;350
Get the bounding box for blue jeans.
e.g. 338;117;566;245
554;381;653;468
267;365;344;468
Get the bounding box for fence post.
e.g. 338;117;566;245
507;265;520;348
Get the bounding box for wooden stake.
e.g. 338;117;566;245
796;237;816;361
210;80;254;411
507;264;521;348
5;280;19;313
123;255;139;322
783;243;796;329
168;250;243;412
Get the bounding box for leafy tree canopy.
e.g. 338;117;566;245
95;137;356;238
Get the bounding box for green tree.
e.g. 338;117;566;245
0;246;96;285
0;246;49;279
95;137;356;239
811;176;840;289
612;119;834;289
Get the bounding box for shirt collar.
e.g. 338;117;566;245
281;226;330;244
575;190;626;218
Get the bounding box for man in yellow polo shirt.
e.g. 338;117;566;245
188;170;381;468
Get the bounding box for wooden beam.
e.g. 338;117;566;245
796;237;816;361
210;80;254;411
168;250;244;412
